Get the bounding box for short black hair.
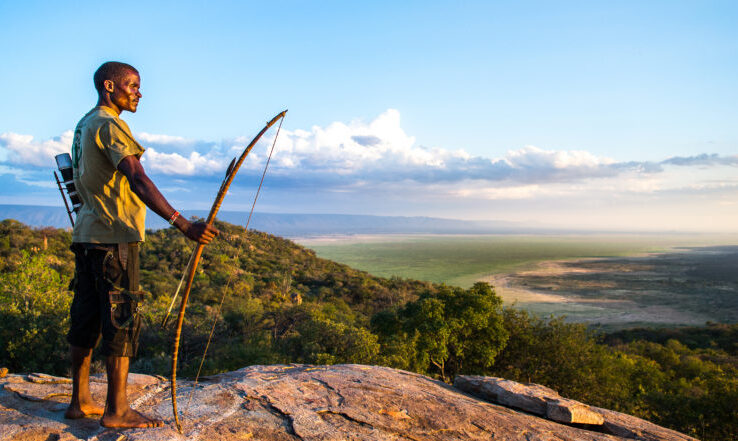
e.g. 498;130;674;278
93;61;138;94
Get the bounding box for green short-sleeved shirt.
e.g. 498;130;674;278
71;106;147;243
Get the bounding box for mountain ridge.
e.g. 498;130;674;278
0;204;540;236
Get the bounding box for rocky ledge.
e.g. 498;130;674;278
0;364;697;441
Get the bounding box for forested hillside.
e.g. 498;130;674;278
0;219;735;441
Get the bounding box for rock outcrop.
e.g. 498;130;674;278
454;376;695;441
0;364;697;441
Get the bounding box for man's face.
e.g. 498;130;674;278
108;70;142;113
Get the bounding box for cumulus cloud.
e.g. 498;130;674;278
0;131;73;167
248;110;624;187
141;148;226;175
1;109;736;204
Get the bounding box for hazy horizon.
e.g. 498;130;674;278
4;204;738;238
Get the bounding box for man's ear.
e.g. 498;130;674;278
104;79;115;93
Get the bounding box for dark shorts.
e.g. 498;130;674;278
67;242;143;357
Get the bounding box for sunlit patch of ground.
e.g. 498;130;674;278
481;274;572;303
479;247;738;330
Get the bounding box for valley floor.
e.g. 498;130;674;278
480;246;738;330
299;234;738;330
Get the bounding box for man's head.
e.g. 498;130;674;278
94;61;142;114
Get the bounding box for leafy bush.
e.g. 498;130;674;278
0;250;71;373
373;282;508;381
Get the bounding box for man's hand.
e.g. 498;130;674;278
181;221;219;244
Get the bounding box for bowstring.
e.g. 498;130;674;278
161;251;196;328
185;116;284;412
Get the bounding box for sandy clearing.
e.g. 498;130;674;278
477;254;668;305
480;274;572;304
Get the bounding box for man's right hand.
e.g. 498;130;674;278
181;221;219;244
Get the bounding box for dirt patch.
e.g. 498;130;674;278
479;247;738;328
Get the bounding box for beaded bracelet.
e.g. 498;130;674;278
169;210;180;225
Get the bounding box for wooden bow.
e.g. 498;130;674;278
168;110;287;433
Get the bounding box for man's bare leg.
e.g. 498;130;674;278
65;346;104;419
100;355;163;428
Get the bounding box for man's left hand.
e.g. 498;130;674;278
181;221;219;244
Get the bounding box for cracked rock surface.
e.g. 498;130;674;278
0;364;697;441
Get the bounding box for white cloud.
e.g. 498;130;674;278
0;131;73;167
256;110;629;188
136;132;193;147
0;164;54;188
503;145;615;169
269;109;426;172
1;109;736;205
141;148;226;175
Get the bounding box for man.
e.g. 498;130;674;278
65;61;218;429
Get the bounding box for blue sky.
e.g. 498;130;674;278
1;1;737;232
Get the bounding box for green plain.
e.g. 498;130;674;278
297;234;735;288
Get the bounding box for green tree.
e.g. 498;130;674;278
0;251;71;373
490;308;640;408
374;282;508;381
620;339;738;440
279;303;380;365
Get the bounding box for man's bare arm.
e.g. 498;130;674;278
117;155;218;244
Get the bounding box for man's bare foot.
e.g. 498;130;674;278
100;408;164;429
65;402;105;419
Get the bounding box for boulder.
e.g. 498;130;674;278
547;399;604;425
454;375;695;441
0;365;697;441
